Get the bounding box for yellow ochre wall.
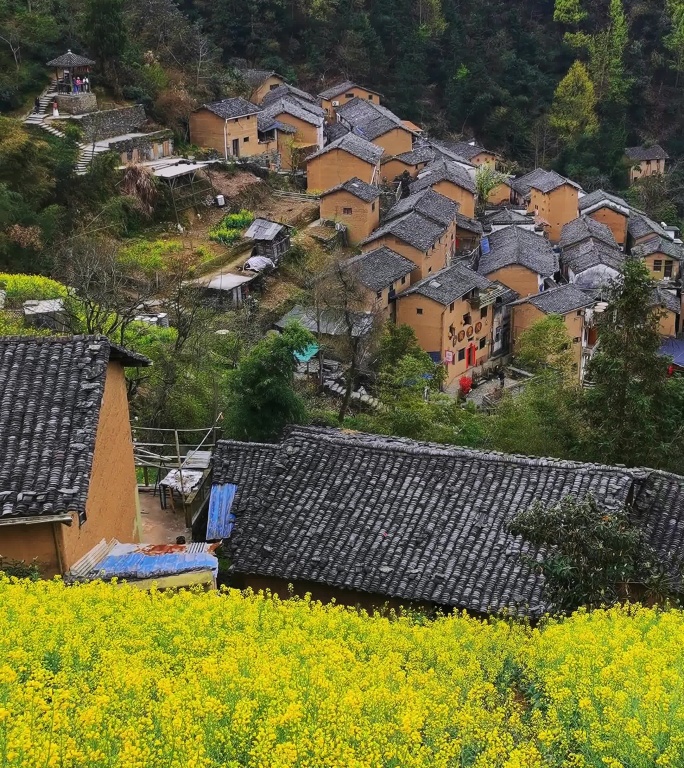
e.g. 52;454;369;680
0;523;61;576
369;127;413;157
365;223;454;282
642;252;680;281
251;74;286;104
321;87;381;120
189;109;259;158
320;189;380;245
307;150;377;192
431;179;476;218
381;157;429;182
585;207;628;248
486;264;541;298
58;362;140;571
529;185;578;243
630;157;666;185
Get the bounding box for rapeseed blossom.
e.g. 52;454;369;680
0;578;681;766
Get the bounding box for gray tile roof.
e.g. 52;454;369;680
478;226;559;277
628;212;672;242
360;211;446;252
241;69;281;89
410;158;477;195
275;305;374;337
432;139;488;161
260;83;318;106
578;189;630;215
325;122;350;143
391;146;437;166
631;236;683;261
318;81;382;100
651;287;681;315
245;218;288;241
625;144;668;161
46;50;95;67
455;212;484;235
386;188;459;228
337;98;408;141
511;168;581;197
307;132;383;165
484;208;534;226
257;113;296;134
513;284;594;315
0;335;149;523
341;247;416;291
402;261;493;305
258;97;324;128
428;140;477;167
559;217;618;249
201;97;261;120
321;177;380;202
216;426;684;615
560;238;625;274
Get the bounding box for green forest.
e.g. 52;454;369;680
2;0;684;187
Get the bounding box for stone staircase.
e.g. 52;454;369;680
74;141;110;174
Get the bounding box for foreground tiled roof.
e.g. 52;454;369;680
258;96;324;127
46;50;95;67
625;144;668;162
386;188;459;228
511;168;581;197
402;261;493;305
484;208;534;226
428;140;477;167
324;122;350;143
432;139;489;161
0;336;149;523
578;189;630;215
631;236;683;261
275;305;374;337
337;98;408;142
216;427;684;615
321;177;380;203
478;226;559;277
307;132;383;165
513;284;594;315
360;211;446;252
559;217;618;249
260;83;318;106
342;247;416;291
410;159;477;195
390;146;437;166
201;97;261;120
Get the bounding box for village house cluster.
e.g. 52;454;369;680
190;72;682;386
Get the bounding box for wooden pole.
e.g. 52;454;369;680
174;429;190;526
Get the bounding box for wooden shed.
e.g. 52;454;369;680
245;218;292;264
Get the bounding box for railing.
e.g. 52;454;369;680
271;189;320;202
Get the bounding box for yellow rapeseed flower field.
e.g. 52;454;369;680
0;578;682;767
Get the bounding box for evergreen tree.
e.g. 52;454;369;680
583;259;673;468
84;0;127;69
549;60;598;146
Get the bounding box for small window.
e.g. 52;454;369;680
376;290;382;299
416;308;423;315
664;260;674;278
243;136;250;142
343;207;352;215
463;313;471;324
479;338;486;350
371;202;376;211
270;83;279;90
458;348;465;361
401;276;406;285
653;259;663;272
480;306;488;319
576;310;583;317
368;94;373;99
573;337;580;343
449;302;455;312
345;92;354;98
428;267;432;273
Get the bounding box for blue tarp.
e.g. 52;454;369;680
660;337;684;368
294;343;320;363
92;543;218;580
207;483;238;540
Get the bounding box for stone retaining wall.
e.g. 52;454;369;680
55;93;98;115
79;105;147;141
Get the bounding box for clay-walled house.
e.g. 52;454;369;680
510;169;581;243
241;68;287;104
577;189;630;249
318;81;382;121
632;237;683;282
625;144;668;185
0;336;150;576
336;98;415;156
319;178;381;245
190;97;261;159
409;159;477;218
257;92;325;170
306;133;383;192
510;284;594;381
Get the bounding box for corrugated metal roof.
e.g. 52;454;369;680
245;218;286;241
207;483;238;540
68;539;218;581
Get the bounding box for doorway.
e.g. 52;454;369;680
232;138;240;157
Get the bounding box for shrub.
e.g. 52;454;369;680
208;209;254;245
0;273;67;308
